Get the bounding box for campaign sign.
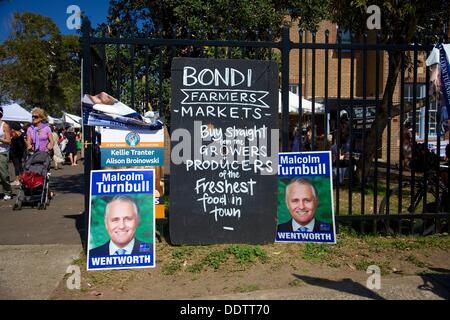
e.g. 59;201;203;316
87;169;155;270
276;152;336;244
170;58;279;244
100;128;164;167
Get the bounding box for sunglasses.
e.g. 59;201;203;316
32;115;40;119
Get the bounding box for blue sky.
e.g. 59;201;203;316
0;0;110;42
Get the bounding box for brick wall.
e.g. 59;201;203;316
287;19;436;164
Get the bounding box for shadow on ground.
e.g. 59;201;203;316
51;173;84;195
418;268;450;299
64;212;87;251
293;274;385;300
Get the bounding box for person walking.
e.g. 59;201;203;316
26;108;54;154
75;128;82;162
51;126;64;170
9;122;26;186
0;107;12;200
402;121;413;170
64;127;77;166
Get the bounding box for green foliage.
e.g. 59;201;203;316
180;245;269;273
203;250;229;269
99;0;290;127
328;0;448;44
287;0;448;43
172;247;194;260
0;13;80;115
228;245;269;264
286;0;330;32
336;223;358;237
162;260;182;275
106;0;288;40
186;262;204;273
302;243;331;262
236;284;259;293
288;279;303;287
354;259;390;275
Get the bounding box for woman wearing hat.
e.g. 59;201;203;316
0;106;12;200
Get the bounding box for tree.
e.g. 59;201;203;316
287;0;449;183
0;12;81;115
99;0;290;124
106;0;288;40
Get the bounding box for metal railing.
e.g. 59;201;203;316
81;17;450;239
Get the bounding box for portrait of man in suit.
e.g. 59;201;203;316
277;178;332;233
89;195;152;257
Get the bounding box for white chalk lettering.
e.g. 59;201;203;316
182;67;251;87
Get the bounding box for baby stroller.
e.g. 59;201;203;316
13;151;51;210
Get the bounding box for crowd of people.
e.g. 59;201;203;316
0;106;82;200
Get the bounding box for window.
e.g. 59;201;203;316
289;84;299;95
404;83;438;139
336;26;352;53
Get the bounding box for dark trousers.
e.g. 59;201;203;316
11;155;23;176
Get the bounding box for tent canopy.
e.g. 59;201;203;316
278;90;325;114
0;102;32;122
48;115;63;125
63;112;82;128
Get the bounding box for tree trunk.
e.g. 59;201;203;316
355;51;403;184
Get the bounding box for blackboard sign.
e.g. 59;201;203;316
170;58;278;244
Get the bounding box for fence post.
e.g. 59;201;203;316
81;17;92;253
281;26;290;151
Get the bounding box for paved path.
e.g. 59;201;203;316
200;274;450;300
0;163;84;299
1;161;449;300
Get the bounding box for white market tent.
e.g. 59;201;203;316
63;112;82;128
278;90;325;114
48;115;63;125
0;102;32;122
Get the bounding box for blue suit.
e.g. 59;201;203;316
277;219;332;233
89;239;152;257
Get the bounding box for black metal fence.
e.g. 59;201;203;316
81;17;450;238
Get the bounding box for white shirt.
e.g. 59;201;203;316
109;238;135;255
0;122;10;153
292;218;315;232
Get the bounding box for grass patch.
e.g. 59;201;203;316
414;235;450;249
186;262;205;273
288;279;303;287
162;260;182;275
185;249;229;272
236;284;259;293
405;255;428;268
354;260;390;275
71;253;86;267
182;245;269;273
172;247;194;260
302;243;331;262
228;245;269;264
203;250;229;269
327;261;341;268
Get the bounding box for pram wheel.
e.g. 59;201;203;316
13;200;22;210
